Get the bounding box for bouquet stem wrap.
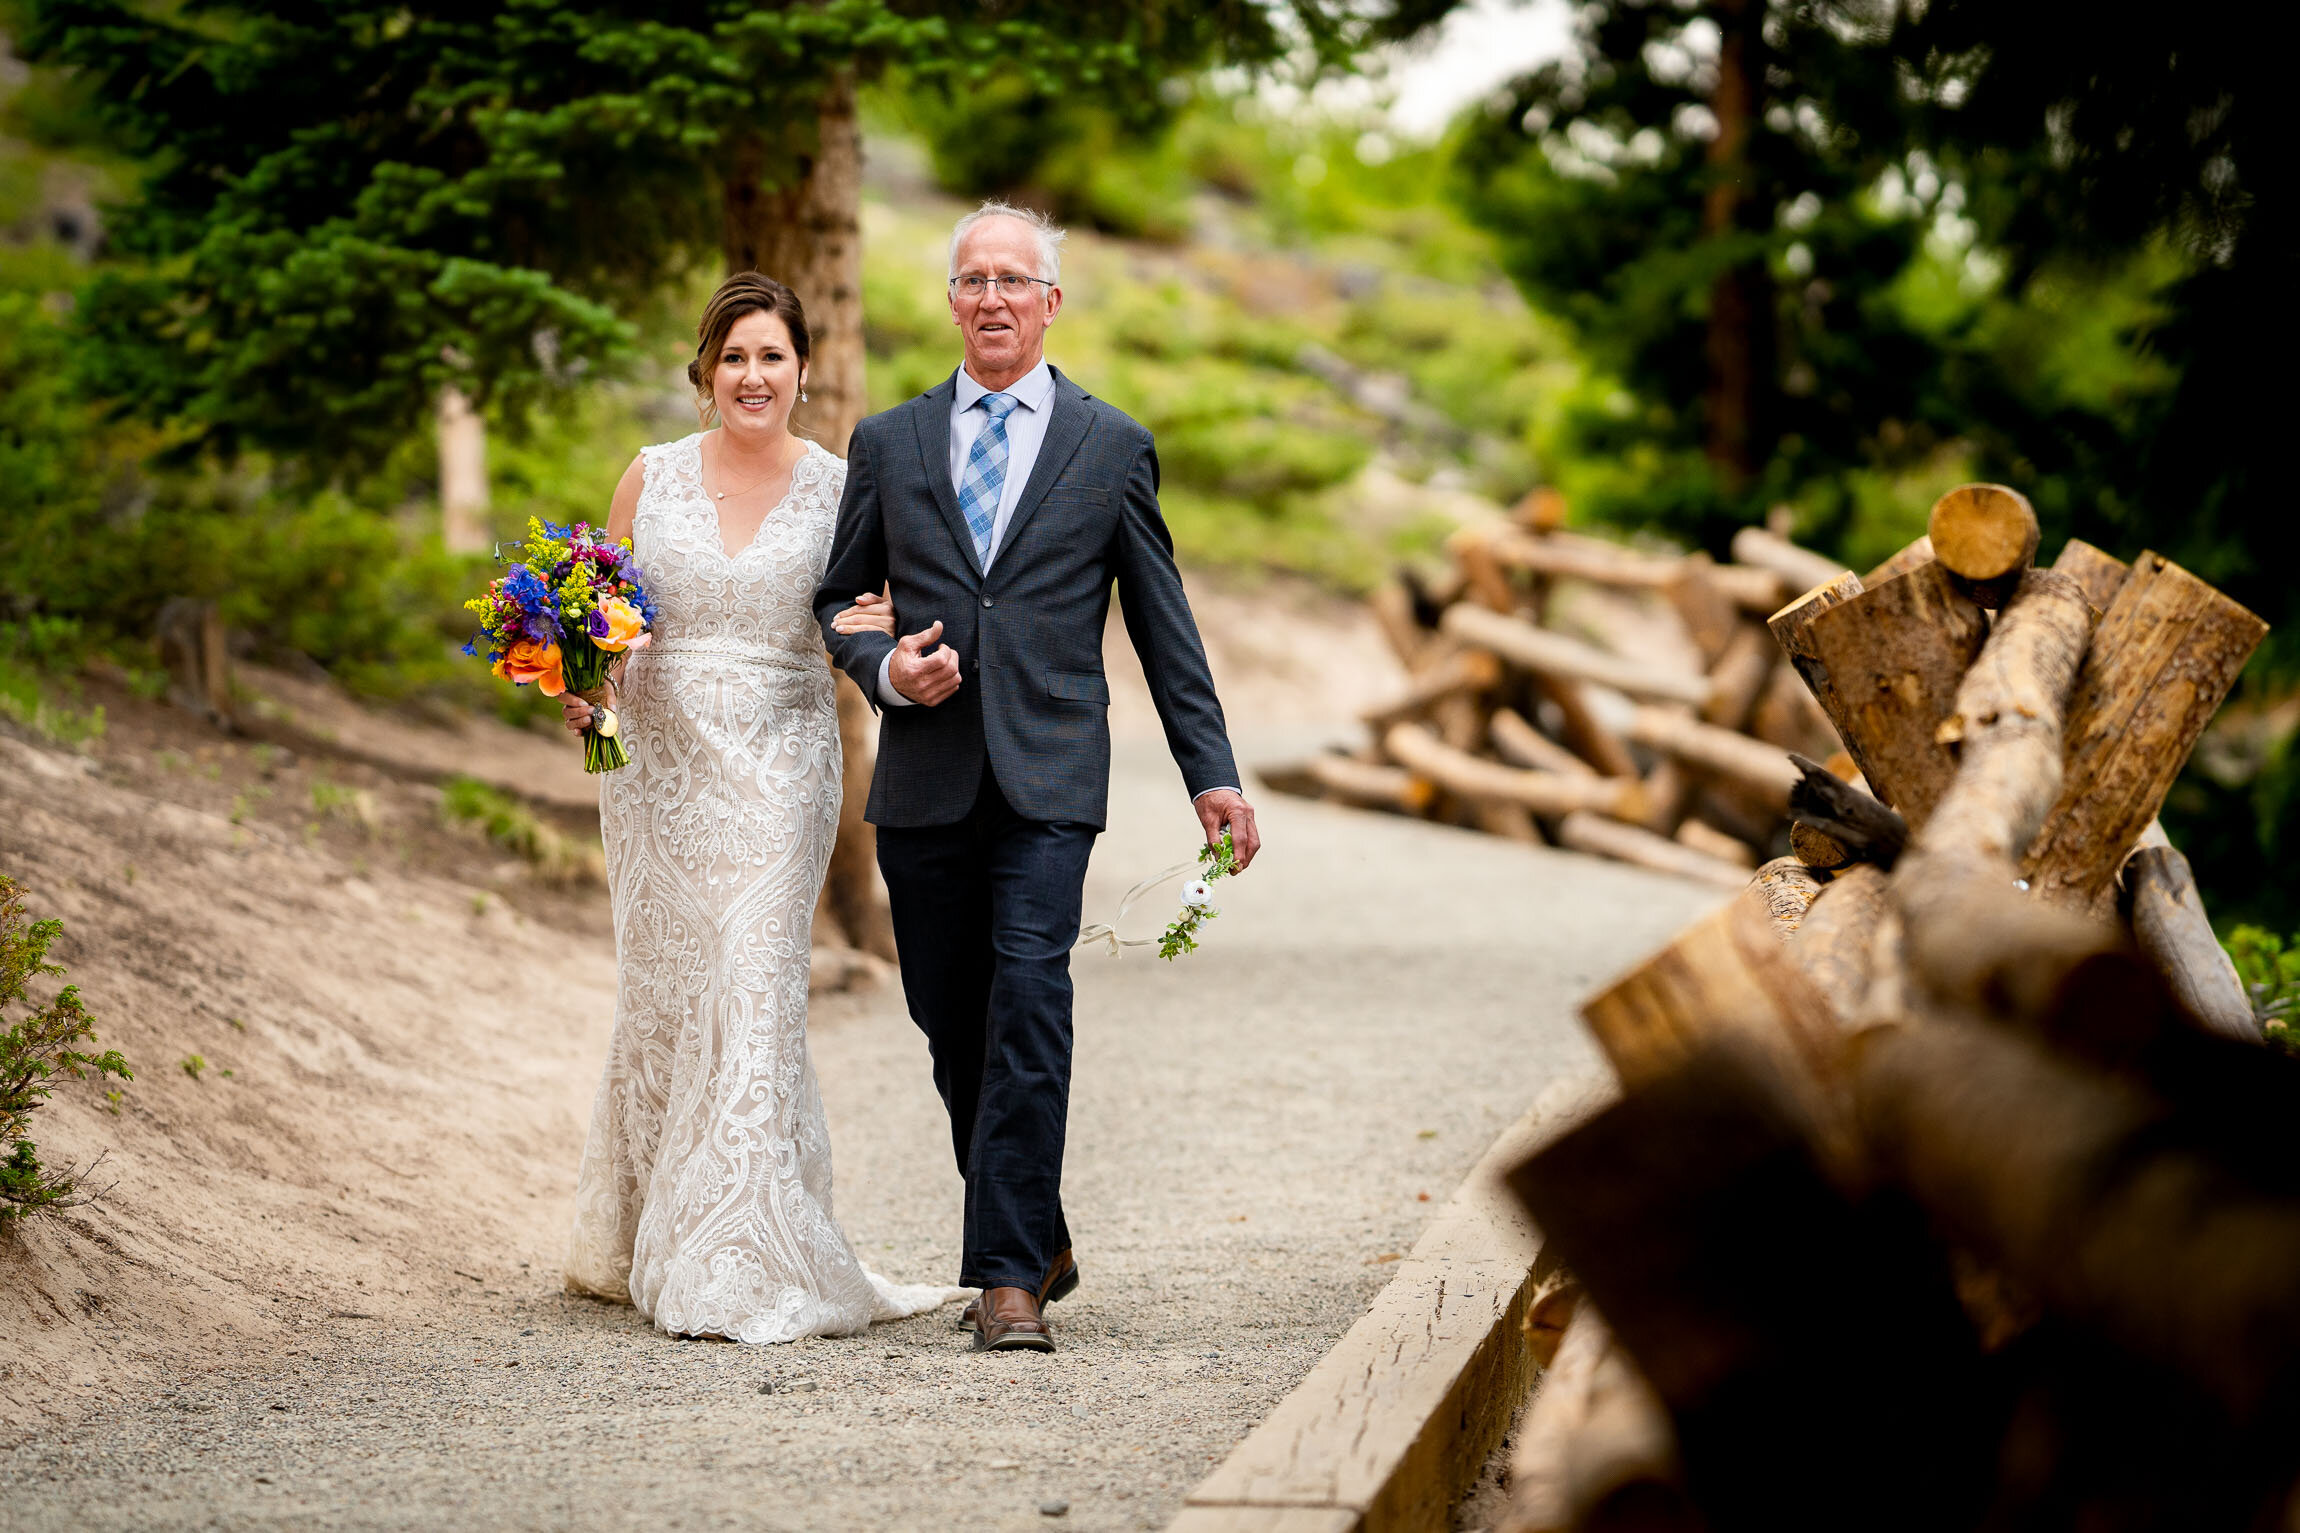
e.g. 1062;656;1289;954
569;671;624;774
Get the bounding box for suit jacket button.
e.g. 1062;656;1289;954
981;596;995;608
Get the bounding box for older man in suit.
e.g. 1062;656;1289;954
815;200;1260;1353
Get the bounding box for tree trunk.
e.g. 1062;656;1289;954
437;385;491;555
723;70;889;959
1702;0;1773;489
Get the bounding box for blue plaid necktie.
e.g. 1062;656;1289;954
958;391;1019;566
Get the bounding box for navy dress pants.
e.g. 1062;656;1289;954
874;764;1098;1293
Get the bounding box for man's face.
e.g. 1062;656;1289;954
949;216;1062;383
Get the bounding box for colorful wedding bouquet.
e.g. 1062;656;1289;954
463;519;656;773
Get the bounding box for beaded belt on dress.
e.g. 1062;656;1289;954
647;637;822;672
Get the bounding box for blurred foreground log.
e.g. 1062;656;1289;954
1499;1305;1687;1533
2122;831;2259;1042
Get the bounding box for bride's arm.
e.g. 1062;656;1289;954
564;455;647;734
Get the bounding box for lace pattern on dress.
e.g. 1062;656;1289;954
562;433;962;1342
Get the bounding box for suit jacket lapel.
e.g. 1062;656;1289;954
992;369;1092;569
911;375;983;579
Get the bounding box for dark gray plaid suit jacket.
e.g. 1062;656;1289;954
813;366;1238;830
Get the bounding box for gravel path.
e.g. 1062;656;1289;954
0;732;1717;1532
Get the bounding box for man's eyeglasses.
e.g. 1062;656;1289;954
949;273;1054;298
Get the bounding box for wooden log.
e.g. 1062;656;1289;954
1707;563;1792;613
1535;674;1643;781
1512;1043;1998;1531
1852;1018;2300;1430
1359;649;1502;732
1451;526;1523;614
1864;534;1935;586
1477;799;1546;844
1487;529;1679;591
1699;623;1775;731
1490;708;1602;778
1678;818;1758;870
1765;571;1864;744
1498;1304;1686;1533
1557;813;1755;894
2023;551;2269;918
1623;704;1800;810
1789;820;1852;871
156;596;234;729
1368;581;1435;672
1665;556;1742;666
1384;723;1647;821
1787;753;1908;867
2052;537;2131;613
1748;659;1844;761
1928;483;2039;608
1799;562;1989;824
1786;863;1889;1025
2123;834;2260;1043
1440;605;1713;708
1578;887;1841;1089
1731;525;1849;596
1751;856;1827;938
1893;568;2101;1017
1638;755;1695;836
1302;755;1436;814
1514;485;1569;532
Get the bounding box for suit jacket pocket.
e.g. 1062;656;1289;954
1040;488;1108;506
1046;670;1110;705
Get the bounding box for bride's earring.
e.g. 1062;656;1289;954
799;388;808;403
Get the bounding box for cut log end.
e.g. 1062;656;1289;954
1928;483;2040;583
1790;820;1853;871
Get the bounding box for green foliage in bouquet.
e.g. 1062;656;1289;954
0;874;131;1227
1159;830;1238;961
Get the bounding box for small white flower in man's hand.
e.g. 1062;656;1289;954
1180;878;1214;910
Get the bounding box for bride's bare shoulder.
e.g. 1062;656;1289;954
605;450;648;544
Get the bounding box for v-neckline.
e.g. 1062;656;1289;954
703;437;811;562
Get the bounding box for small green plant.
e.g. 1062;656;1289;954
439;775;602;886
311;778;378;834
2224;925;2300;1056
180;1054;207;1080
1;874;132;1226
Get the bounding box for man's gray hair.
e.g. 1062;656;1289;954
948;200;1067;284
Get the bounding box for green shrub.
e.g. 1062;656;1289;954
2224;925;2300;1056
439;775;601;886
0;874;131;1227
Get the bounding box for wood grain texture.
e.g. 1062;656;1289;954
1787;863;1890;1024
2051;537;2131;613
1440;604;1713;708
1182;1103;1562;1533
1928;483;2039;608
1765;570;1864;758
1579;888;1841;1091
1800;561;1989;825
1790;820;1853;870
2022;551;2268;917
1750;856;1827;937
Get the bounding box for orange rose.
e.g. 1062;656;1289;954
493;637;565;696
589;595;650;653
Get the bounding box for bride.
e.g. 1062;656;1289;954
559;272;963;1343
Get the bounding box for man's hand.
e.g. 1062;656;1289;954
1194;789;1260;873
888;620;962;706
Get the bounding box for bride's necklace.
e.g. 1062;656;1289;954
708;439;799;501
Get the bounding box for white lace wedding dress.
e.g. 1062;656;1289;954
563;432;963;1343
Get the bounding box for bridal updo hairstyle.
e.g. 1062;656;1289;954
689;272;810;427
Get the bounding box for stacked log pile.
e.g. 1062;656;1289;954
1260;493;1867;889
1489;487;2297;1532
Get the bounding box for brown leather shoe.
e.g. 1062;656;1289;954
956;1248;1079;1330
972;1286;1055;1353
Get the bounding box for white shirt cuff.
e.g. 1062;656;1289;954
876;651;917;707
1193;786;1241;800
